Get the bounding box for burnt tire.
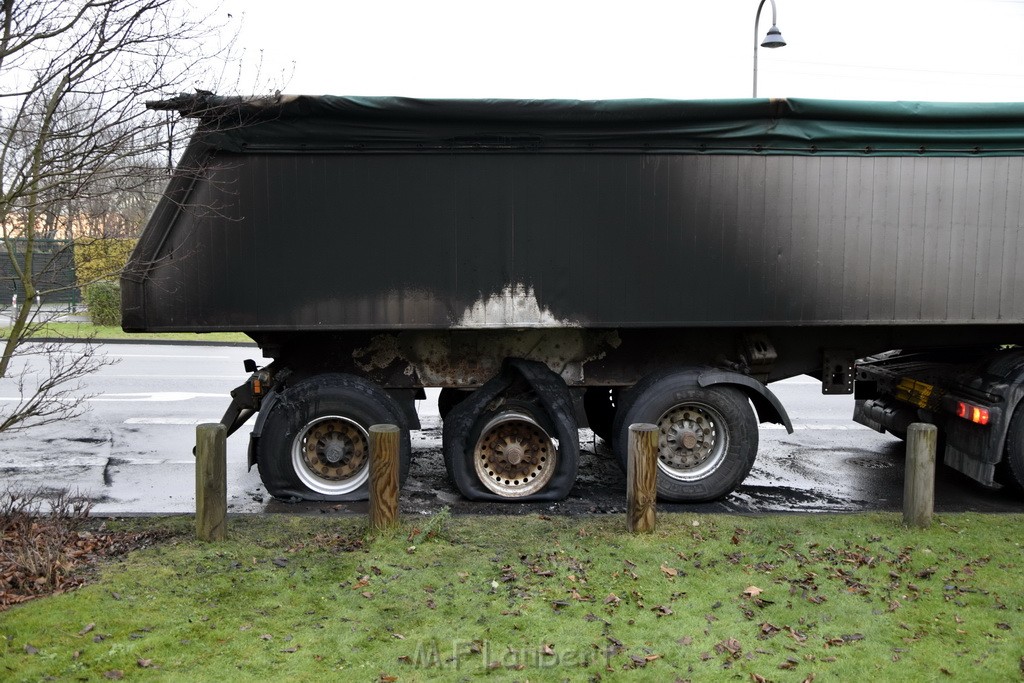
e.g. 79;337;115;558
612;373;757;502
584;387;619;443
256;373;411;501
1002;406;1024;493
438;388;472;421
456;400;559;498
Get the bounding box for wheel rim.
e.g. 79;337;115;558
473;410;556;497
291;415;370;495
655;401;729;482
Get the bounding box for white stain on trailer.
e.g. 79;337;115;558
454;283;579;329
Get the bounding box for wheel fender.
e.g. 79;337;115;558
697;370;794;434
246;388;284;470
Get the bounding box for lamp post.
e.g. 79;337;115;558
753;0;787;97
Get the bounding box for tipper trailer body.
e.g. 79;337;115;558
123;95;1024;502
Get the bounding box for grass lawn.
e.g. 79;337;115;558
0;321;251;344
1;512;1022;681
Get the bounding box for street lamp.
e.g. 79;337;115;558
753;0;787;97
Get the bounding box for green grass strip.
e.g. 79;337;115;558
1;512;1022;681
0;322;251;344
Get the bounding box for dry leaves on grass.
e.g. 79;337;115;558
0;489;168;610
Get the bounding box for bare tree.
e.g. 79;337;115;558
0;0;236;431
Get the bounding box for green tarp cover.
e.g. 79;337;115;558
151;94;1024;156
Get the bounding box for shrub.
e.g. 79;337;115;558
86;280;121;326
73;237;137;288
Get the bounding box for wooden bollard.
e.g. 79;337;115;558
196;423;227;541
627;423;658;533
903;422;938;528
369;424;400;532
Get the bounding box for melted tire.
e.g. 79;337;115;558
612;373;757;502
256;373;411;501
442;359;579;502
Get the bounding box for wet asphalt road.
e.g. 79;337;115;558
0;342;1021;516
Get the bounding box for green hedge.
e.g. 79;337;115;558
85;281;121;326
73;238;137;288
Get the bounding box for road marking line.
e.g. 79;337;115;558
106;354;232;359
89;392;226;402
105;374;240;379
125;417;218;425
761;424;866;430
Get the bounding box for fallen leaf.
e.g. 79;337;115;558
271;558;288;568
652;605;673;617
715;638;742;656
542;643;555;656
78;623;95;636
604;593;621;606
660;564;678;578
281;646;299;653
628;654;648;668
744;586;764;597
260;634;273;641
137;659;153;668
379;675;398;683
24;644;39;655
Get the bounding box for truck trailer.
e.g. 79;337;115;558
124;94;1024;503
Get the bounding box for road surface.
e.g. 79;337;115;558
0;342;1020;515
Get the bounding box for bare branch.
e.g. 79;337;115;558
0;0;242;436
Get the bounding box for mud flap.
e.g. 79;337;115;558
443;358;579;502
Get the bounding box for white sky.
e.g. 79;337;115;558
217;0;1024;102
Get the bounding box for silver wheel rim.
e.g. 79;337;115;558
656;401;729;482
291;415;370;495
473;410;556;497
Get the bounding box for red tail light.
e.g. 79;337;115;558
956;401;989;425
